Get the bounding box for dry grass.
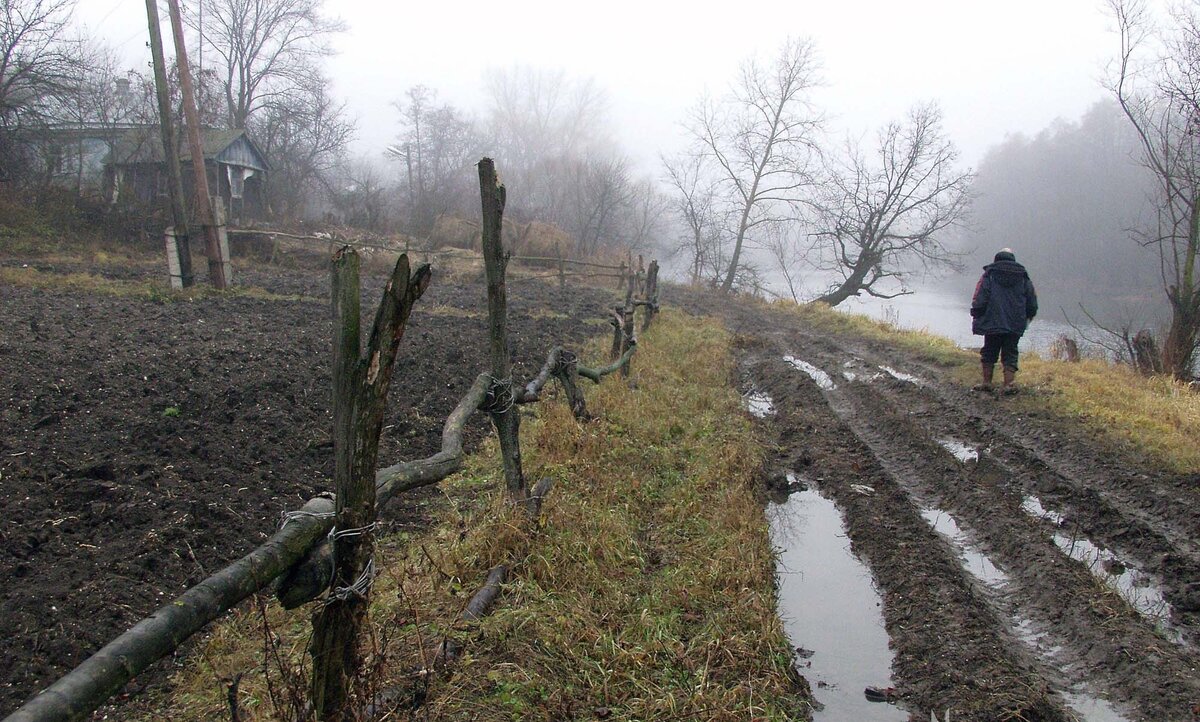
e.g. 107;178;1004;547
131;308;812;721
0;266;308;303
1018;355;1200;473
760;296;969;367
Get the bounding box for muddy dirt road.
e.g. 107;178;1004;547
681;290;1200;722
0;259;618;715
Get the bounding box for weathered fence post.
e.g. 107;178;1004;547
620;304;636;378
610;307;625;361
478;158;527;503
309;248;431;721
556;242;566;288
642;260;659;331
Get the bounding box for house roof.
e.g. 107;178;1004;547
107;127;268;172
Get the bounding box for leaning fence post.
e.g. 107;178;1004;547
478;158;527;503
309;248;431;720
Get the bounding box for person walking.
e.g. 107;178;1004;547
971;248;1038;395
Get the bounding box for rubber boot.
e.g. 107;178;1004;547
1001;367;1018;395
972;363;994;392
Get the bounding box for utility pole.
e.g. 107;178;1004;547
145;0;193;288
165;0;229;289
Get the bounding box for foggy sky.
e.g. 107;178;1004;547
77;0;1117;171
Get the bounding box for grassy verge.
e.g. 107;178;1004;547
767;297;968;367
1018;356;1200;473
133;308;812;721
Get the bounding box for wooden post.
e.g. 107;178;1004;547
642;260;659;331
617;262;626;289
556;242;565;288
212;197;234;287
610;307;624;361
478;158;526;503
144;0;192;287
620;305;636;378
309;249;431;721
165;0;227;289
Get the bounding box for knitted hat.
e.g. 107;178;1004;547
994;248;1016;262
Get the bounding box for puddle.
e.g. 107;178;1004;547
919;508;1009;587
1021;496;1179;641
1060;691;1133;722
744;390;776;418
922;506;1135;721
936;438;979;464
769;486;906;721
1051;530;1177;637
783;355;837;390
878;365;925;386
1021;495;1065;526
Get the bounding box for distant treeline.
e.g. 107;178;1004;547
946;100;1162;323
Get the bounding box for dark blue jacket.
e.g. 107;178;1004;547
971;260;1038;335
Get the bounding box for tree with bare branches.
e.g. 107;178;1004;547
255;70;354;218
388;85;485;234
184;0;344;129
0;0;80;185
810;103;972;306
1107;0;1200;378
663;153;725;284
676;37;822;293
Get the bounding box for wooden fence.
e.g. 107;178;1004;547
4;158;662;722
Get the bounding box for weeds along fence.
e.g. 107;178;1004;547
228;227;651;290
4;158;662;722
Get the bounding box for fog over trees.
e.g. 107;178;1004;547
950;100;1160;321
4;0;1192;368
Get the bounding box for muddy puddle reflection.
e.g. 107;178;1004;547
769;485;906;721
743;389;776;418
1022;496;1180;643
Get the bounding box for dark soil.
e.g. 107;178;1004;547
674;288;1200;722
0;257;619;716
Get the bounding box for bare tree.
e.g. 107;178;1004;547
184;0;344;129
331;156;391;230
483;65;611;217
810;103;971;306
762;221;810;302
618;177;670;253
678;37;822;293
663;153;724;283
0;0;80;185
254;69;354;219
1108;0;1200;378
388;85;485;234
